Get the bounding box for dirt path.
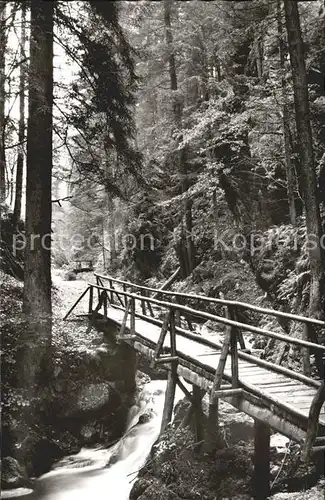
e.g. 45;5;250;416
51;269;99;350
52;269;91;317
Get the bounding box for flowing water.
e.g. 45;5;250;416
2;379;176;500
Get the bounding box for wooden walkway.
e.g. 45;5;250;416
64;273;325;465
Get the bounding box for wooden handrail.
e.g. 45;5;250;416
63;286;90;320
89;283;325;353
94;273;325;327
106;298;321;388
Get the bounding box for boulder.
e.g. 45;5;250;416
76;383;111;412
1;457;28;490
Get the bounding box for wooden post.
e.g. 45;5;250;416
254;420;270;500
187;316;194;331
130;296;136;335
174;301;181;327
96;276;101;302
192;385;205;450
140;290;147;316
206;308;231;452
205;400;219;453
233;310;246;350
151;311;171;368
160;361;177;434
146;295;155;317
118;298;131;340
103;290;108;319
123;283;127;307
88;285;93;315
170;309;176;356
210;321;231;404
228;307;239;388
109;279;114;303
97;276;109;313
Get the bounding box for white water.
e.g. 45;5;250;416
2;379;181;500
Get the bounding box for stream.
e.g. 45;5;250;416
2;379;176;500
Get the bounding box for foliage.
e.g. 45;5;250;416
0;205;24;279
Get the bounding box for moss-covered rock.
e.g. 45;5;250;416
1;457;29;490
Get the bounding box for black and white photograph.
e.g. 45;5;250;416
1;1;325;499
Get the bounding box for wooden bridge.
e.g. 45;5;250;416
64;272;325;498
72;260;94;273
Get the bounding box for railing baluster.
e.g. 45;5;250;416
110;282;125;308
228;306;239;388
96;276;100;302
103;290;108;319
140;289;146;316
170;308;176;357
88;285;93;316
146;290;155;317
109;279;114;303
118;298;131;341
130;296;136;335
151;311;171;368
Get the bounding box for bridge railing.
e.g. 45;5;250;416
94;273;325;327
94;273;325;371
89;278;325;385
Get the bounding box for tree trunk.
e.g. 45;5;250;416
284;0;325;324
277;0;296;226
163;0;181;124
13;1;26;225
24;0;53;325
0;1;6;204
102;219;106;270
108;195;117;268
164;0;195;277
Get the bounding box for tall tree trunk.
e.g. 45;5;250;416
277;0;297;226
163;0;181;124
108;195;116;268
283;0;325;326
13;1;26;225
164;0;195;277
0;1;6;204
24;0;53;326
102;219;107;270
